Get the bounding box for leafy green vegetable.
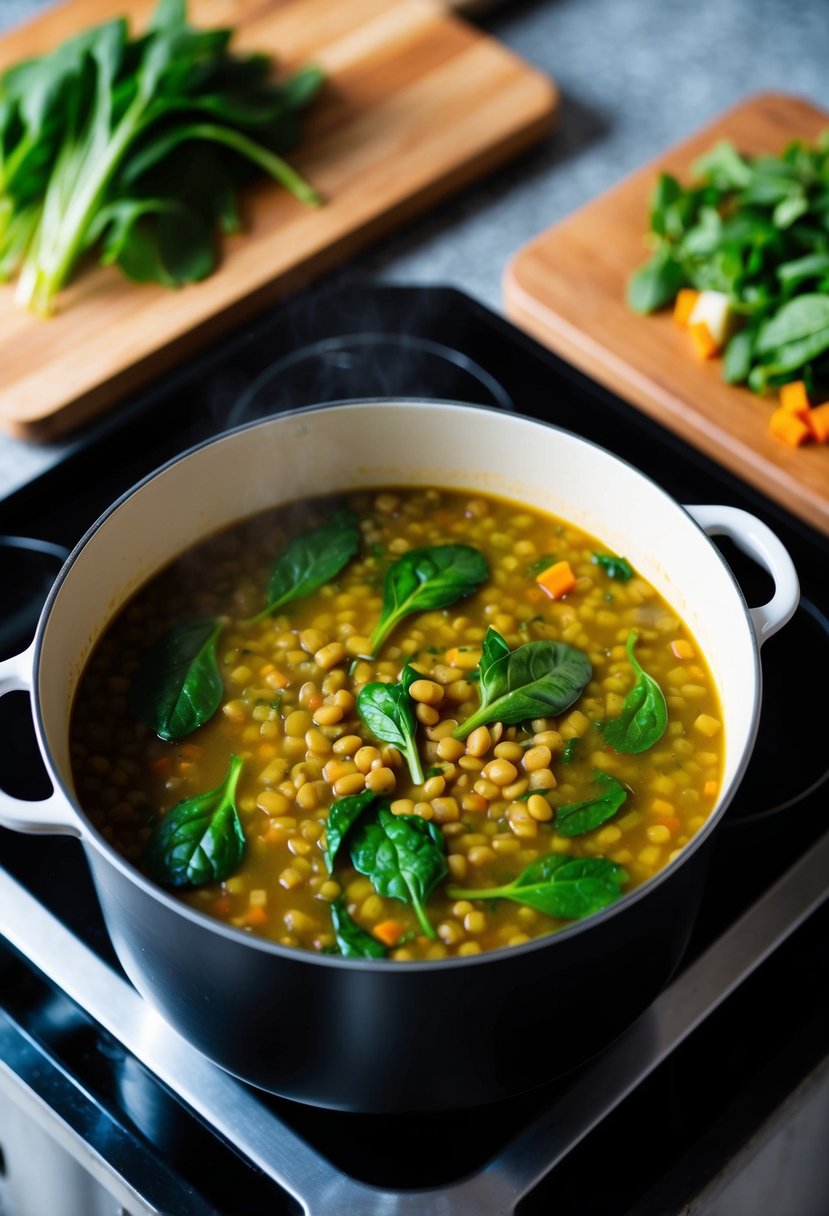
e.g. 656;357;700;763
144;753;244;886
356;664;424;785
554;772;628;837
561;737;580;765
329;897;387;959
628;133;829;394
526;553;559;577
251;509;360;623
603;630;668;754
452;627;591;741
325;788;377;869
0;0;323;314
368;544;488;657
129;618;224;741
592;553;634;581
447;854;627;921
349;806;447;939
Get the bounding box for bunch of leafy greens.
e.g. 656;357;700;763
628;133;829;393
0;0;323;314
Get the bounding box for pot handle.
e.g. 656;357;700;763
0;645;81;837
685;505;799;646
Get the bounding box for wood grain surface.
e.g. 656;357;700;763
0;0;557;439
504;93;829;538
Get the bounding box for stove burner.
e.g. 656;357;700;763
225;331;514;427
726;597;829;821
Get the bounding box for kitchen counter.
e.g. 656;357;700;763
1;0;828;492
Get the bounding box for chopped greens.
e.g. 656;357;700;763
628;131;829;394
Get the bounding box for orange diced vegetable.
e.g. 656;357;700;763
535;559;576;600
373;919;405;947
769;407;810;447
673;288;699;328
779;380;811;417
704;780;718;798
670;639;694;659
445;647;480;670
805;402;829;443
243;905;268;928
689;320;719;359
149;756;172;777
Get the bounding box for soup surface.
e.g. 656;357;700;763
69;487;724;961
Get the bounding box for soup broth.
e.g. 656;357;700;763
69;487;724;961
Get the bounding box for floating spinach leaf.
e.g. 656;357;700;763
251;509;360;622
561;737;581;765
144;753;245;887
329;897;387;959
350;806;447;939
356;665;424;785
603;630;668;754
447;854;627;921
555;772;628;837
129;618;224;741
368;544;488;656
453;628;591;741
326;788;377;869
592;553;634;581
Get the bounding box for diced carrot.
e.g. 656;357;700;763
373;919;405;947
689;320;720;359
704;780;718;798
779;380;811;417
242;905;268;928
805;402;829;443
178;742;203;759
769;407;810;447
212;897;232;917
535;559;576;600
670;639;695;660
445;647;480;670
149;756;172;777
673;288;699;328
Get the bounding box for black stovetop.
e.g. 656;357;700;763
1;286;828;1215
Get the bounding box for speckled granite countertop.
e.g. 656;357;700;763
1;0;828;494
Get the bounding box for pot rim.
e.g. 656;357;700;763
32;398;761;971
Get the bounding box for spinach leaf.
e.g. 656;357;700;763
129;618;224;741
144;753;245;887
368;544;488;656
453;628;591;741
627;249;686;314
0;0;323;314
603;630;668;754
350;806;447;939
326;788;377;869
592;553;634;581
329;897;387;959
253;509;360;622
356;665;424;785
561;737;581;764
554;772;628;837
447;854;627;921
755;294;829;354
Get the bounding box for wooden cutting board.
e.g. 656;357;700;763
0;0;557;440
504;93;829;538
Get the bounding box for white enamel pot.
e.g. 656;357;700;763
0;402;799;1112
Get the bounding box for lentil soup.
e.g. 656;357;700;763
69;487;724;961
